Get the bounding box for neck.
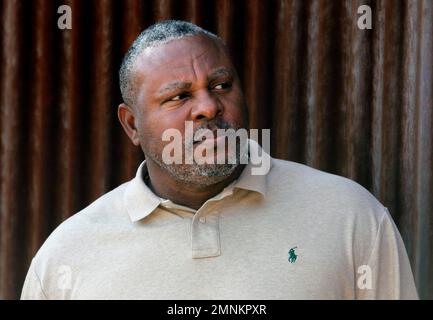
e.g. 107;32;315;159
144;160;245;210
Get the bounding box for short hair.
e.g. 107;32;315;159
119;20;222;106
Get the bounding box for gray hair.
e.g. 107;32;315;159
119;20;222;106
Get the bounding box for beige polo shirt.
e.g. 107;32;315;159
21;141;418;299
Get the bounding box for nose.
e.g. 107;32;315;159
190;90;223;121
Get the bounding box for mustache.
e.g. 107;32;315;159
194;118;233;132
185;118;239;145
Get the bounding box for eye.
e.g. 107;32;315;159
169;93;190;102
213;82;232;90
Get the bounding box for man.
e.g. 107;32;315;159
21;20;418;299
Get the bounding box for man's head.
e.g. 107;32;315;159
118;20;249;187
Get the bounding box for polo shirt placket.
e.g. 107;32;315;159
161;185;237;259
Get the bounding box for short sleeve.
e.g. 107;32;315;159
356;208;419;299
20;259;48;300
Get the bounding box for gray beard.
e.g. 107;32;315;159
145;144;243;187
143;118;249;187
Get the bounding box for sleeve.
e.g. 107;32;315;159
20;259;48;300
356;208;419;299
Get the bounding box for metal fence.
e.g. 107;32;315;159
0;0;432;299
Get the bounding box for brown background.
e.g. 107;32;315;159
0;0;432;299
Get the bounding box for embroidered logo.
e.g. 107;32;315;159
288;246;298;263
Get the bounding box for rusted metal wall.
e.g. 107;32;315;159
0;0;432;299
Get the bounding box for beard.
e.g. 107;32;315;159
142;118;248;187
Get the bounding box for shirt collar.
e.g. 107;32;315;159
233;138;272;197
123;161;162;222
123;139;273;222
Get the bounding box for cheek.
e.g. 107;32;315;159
220;93;248;127
139;109;189;144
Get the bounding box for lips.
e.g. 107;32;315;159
192;129;223;145
194;137;225;150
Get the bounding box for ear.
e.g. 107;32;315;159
118;103;140;146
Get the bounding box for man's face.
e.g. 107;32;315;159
129;34;248;186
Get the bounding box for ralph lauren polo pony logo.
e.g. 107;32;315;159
288;246;298;263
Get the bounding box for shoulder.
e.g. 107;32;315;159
32;182;130;269
267;158;388;229
270;158;383;209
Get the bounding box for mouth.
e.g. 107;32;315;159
193;129;225;146
193;135;226;148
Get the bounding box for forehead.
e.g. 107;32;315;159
133;35;233;93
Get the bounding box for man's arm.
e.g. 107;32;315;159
21;260;48;300
356;208;419;299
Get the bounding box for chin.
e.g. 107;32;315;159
174;164;239;187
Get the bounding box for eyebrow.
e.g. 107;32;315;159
156;67;233;97
207;67;232;82
157;81;192;96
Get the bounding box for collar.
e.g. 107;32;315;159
123;139;273;222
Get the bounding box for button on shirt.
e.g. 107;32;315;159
21;140;419;299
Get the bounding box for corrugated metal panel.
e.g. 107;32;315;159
0;0;432;299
